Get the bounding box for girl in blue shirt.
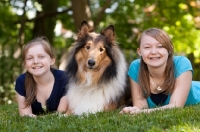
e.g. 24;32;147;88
15;37;69;117
120;28;200;114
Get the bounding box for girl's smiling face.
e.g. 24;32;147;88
25;44;55;77
137;34;169;69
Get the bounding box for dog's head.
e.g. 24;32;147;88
66;20;118;84
76;20;116;70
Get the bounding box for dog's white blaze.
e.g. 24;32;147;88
85;72;92;86
67;47;127;115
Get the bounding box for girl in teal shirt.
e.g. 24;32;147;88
120;28;200;114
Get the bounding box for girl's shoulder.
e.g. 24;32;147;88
52;68;65;75
51;68;69;81
130;58;140;66
15;73;26;96
173;56;192;67
16;73;26;82
173;56;190;62
128;59;140;83
173;56;193;77
129;59;140;71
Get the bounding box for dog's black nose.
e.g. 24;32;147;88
88;60;95;66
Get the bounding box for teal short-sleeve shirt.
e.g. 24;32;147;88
128;56;200;108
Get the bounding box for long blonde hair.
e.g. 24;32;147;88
21;36;55;107
137;28;176;98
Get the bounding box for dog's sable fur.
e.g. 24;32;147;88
65;20;130;115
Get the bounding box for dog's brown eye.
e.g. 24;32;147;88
86;46;90;50
99;47;104;52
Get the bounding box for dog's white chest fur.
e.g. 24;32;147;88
67;78;124;115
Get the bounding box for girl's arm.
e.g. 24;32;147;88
16;93;36;117
120;77;148;114
130;77;148;108
57;95;68;113
164;70;192;107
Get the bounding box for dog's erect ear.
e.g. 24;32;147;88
78;20;90;38
101;25;115;42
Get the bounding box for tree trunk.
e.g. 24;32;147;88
71;0;91;30
32;0;59;44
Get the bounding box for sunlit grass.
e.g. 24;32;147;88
0;103;200;132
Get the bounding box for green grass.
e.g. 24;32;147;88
0;104;200;132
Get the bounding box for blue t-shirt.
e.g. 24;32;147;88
15;69;69;115
128;56;200;108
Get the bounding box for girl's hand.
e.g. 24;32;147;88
120;106;142;114
23;113;36;118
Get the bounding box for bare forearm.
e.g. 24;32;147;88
141;104;180;113
120;104;180;114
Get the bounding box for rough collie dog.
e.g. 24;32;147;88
65;20;129;115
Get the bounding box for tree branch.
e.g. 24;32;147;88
93;0;112;29
15;8;71;24
27;8;72;22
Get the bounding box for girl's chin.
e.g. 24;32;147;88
30;70;44;76
147;62;162;67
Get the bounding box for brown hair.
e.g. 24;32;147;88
21;36;55;107
137;28;176;98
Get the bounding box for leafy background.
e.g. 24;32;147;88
0;0;200;104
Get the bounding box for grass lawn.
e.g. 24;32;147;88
0;103;200;132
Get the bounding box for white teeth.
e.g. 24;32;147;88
33;66;42;69
150;57;160;59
